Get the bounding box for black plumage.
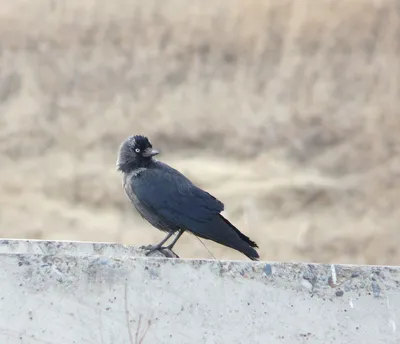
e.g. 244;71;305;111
117;135;259;260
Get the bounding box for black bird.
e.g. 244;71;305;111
116;135;259;261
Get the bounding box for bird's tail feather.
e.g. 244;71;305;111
196;215;260;261
218;215;259;248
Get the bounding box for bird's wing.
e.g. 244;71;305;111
131;167;224;231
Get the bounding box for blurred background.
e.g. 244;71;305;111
0;0;399;264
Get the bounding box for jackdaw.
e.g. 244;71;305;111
116;135;260;261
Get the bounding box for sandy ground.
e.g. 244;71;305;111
1;0;400;264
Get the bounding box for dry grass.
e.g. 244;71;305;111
0;0;400;264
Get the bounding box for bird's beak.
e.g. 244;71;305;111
142;148;159;157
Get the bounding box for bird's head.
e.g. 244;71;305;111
116;135;159;173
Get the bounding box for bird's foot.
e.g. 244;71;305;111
140;244;167;256
139;244;159;251
159;248;180;258
139;244;179;258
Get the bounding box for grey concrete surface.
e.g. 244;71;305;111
0;239;399;344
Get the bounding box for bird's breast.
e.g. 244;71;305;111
122;169;148;205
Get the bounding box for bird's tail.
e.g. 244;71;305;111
218;215;259;249
202;215;260;261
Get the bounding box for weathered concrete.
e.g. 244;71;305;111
0;239;399;343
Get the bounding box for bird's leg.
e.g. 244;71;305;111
164;229;184;251
142;232;174;255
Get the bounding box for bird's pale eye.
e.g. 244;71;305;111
135;148;140;153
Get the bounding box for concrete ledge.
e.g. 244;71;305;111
0;239;399;343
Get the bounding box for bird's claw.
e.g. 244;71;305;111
139;244;157;251
140;244;179;258
140;245;164;256
160;247;180;258
144;249;158;256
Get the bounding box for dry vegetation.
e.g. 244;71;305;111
0;0;400;264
